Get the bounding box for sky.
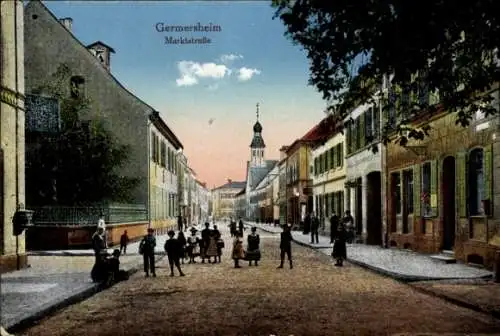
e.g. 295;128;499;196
43;1;328;188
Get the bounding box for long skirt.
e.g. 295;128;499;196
332;239;347;260
245;249;261;261
205;238;218;257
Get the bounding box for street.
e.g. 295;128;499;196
19;225;500;336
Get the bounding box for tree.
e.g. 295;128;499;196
272;0;500;145
26;63;140;206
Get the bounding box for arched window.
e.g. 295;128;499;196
468;148;485;215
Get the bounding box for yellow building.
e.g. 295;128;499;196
149;112;183;233
312;124;346;234
211;180;246;220
0;0;27;273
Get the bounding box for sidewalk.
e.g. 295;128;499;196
1;233;169;332
246;222;492;282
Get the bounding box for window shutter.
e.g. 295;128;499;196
413;164;421;217
456;152;467;218
331;192;336;215
430;159;439;216
484;144;493;201
325;151;330;171
330;147;335;169
314;158;318;175
359;113;366;147
339;143;343;166
346;123;352;155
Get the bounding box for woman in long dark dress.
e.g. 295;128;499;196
332;222;347;267
177;231;187;264
246;227;261;266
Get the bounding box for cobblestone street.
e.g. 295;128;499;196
19;226;500;336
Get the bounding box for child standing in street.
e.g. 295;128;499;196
164;230;186;277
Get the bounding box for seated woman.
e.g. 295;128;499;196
106;249;129;285
246;227;261;266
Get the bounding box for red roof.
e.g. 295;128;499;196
286;114;337;154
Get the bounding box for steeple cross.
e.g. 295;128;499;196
256;103;260;121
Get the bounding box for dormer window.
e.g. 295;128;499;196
70;76;85;98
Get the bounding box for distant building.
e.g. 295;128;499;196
212;180;246;220
1;0;27;273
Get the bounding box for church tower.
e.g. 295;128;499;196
250;103;266;167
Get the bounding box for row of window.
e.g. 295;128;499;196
390;147;491;231
313;143;344;176
287;161;299;184
346;105;381;155
151;187;178;220
151;131;178;174
315;191;345;219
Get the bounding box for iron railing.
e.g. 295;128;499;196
30;204;147;226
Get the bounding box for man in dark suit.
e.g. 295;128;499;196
201;222;211;263
310;212;320;244
329;212;339;244
164;230;185;277
277;225;293;269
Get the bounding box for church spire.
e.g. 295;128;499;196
250;102;265;167
256;103;260;122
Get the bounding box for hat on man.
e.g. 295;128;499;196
190;227;198;232
147;228;154;233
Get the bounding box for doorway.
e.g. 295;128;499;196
442;156;456;251
366;171;383;245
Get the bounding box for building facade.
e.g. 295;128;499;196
234;188;246;220
212;180;246;220
149;112;183;230
344;99;384;245
312;123;346;235
1;0;27;272
277;148;288;225
386;81;500;269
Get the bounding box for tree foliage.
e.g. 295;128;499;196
26;63;140;206
272;0;500;144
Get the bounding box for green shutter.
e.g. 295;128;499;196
314;158;318;175
331;192;336;215
346;122;352;154
359;113;366;147
456;152;467;218
430;159;439;216
484;144;493;201
339;143;344;166
330;147;337;169
325;151;330;171
413;164;421;216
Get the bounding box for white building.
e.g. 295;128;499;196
311;124;346;235
344;93;384;245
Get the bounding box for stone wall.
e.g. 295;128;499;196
0;0;27;272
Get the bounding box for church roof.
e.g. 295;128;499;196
253;121;262;133
247;160;278;190
250;134;265;148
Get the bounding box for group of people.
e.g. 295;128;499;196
90;215;349;286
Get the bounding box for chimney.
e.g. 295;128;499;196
227;178;232;184
59;17;73;32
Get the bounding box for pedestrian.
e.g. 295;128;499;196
201;222;211;263
329;212;339;244
90;226;107;282
107;249;129;285
230;219;237;237
277;224;293;269
332;222;347;266
164;230;186;277
205;230;219;263
139;228;156;277
97;214;108;248
303;212;311;235
177;215;183;232
238;218;245;236
343;210;355;243
187;227;200;263
232;231;245;268
120;230;129;255
311;212;319;244
213;225;224;263
246;227;261;266
177;231;187;264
